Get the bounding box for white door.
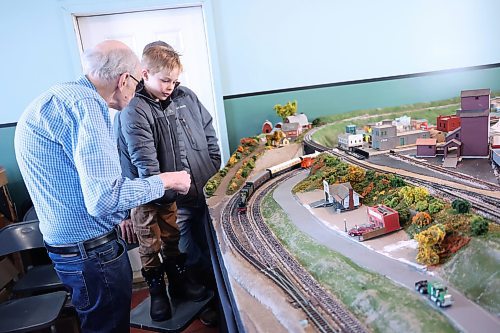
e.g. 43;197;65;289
75;6;223;152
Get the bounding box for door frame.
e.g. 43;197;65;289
59;0;229;163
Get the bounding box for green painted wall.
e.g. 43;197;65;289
0;126;29;218
3;66;500;212
224;66;500;152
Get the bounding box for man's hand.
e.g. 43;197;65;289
158;170;191;195
119;219;137;244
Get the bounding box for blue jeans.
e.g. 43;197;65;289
48;237;132;333
177;206;210;269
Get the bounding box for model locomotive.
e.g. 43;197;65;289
237;152;320;213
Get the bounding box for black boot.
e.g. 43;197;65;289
141;267;172;321
163;255;209;302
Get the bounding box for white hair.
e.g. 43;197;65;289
82;46;139;81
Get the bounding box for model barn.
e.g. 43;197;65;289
261;120;273;134
281;122;302;139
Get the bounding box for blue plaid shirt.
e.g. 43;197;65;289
15;76;165;245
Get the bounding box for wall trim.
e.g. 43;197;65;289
0;122;17;128
223;62;500;100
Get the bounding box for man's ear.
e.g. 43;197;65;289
117;73;128;92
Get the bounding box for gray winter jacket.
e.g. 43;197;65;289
115;85;186;204
173;86;221;207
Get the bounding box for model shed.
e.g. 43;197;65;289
367;205;400;233
323;181;361;211
416;138;437;157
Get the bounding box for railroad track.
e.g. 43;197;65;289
303;132;500;223
221;171;368;333
388;152;500;191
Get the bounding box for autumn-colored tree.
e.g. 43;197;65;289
240;137;258;146
412;211;432;227
415;224;446;265
347;165;366;183
274;100;297;121
362;182;374;197
399;186;429;206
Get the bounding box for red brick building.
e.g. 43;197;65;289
436;115;461;132
366;205;400;233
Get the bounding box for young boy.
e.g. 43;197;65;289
115;45;207;322
143;41;221;327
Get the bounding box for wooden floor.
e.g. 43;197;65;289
130;287;219;333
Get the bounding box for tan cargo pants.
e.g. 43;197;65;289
131;202;180;269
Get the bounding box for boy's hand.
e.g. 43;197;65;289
119;219;137;243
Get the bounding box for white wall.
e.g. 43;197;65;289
213;0;500;96
1;0;499;124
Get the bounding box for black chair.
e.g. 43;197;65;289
0;220;63;295
0;291;67;333
0;221;68;332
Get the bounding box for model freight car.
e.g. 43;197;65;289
237;170;271;213
237;153;322;213
267;157;302;177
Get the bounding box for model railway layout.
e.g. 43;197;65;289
303;131;500;224
221;170;367;333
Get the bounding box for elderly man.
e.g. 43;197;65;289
14;40;191;333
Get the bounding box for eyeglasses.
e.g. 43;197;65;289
128;74;141;84
128;74;143;90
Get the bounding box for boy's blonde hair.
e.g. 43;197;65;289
141;45;183;74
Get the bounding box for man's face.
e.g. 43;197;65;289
111;70;141;111
143;67;180;101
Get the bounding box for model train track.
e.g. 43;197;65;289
303;133;500;223
388;152;500;191
221;171;367;333
249;176;367;333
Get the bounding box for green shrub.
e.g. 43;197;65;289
396;204;411;227
415;200;428;212
219;167;228;177
428;200;444;214
452;199;471;213
470;216;489;236
390;176;406;188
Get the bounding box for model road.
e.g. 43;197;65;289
273;172;500;333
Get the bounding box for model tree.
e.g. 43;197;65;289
452;199;471;214
274;100;297;121
415;224;446;265
470;216;489;236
